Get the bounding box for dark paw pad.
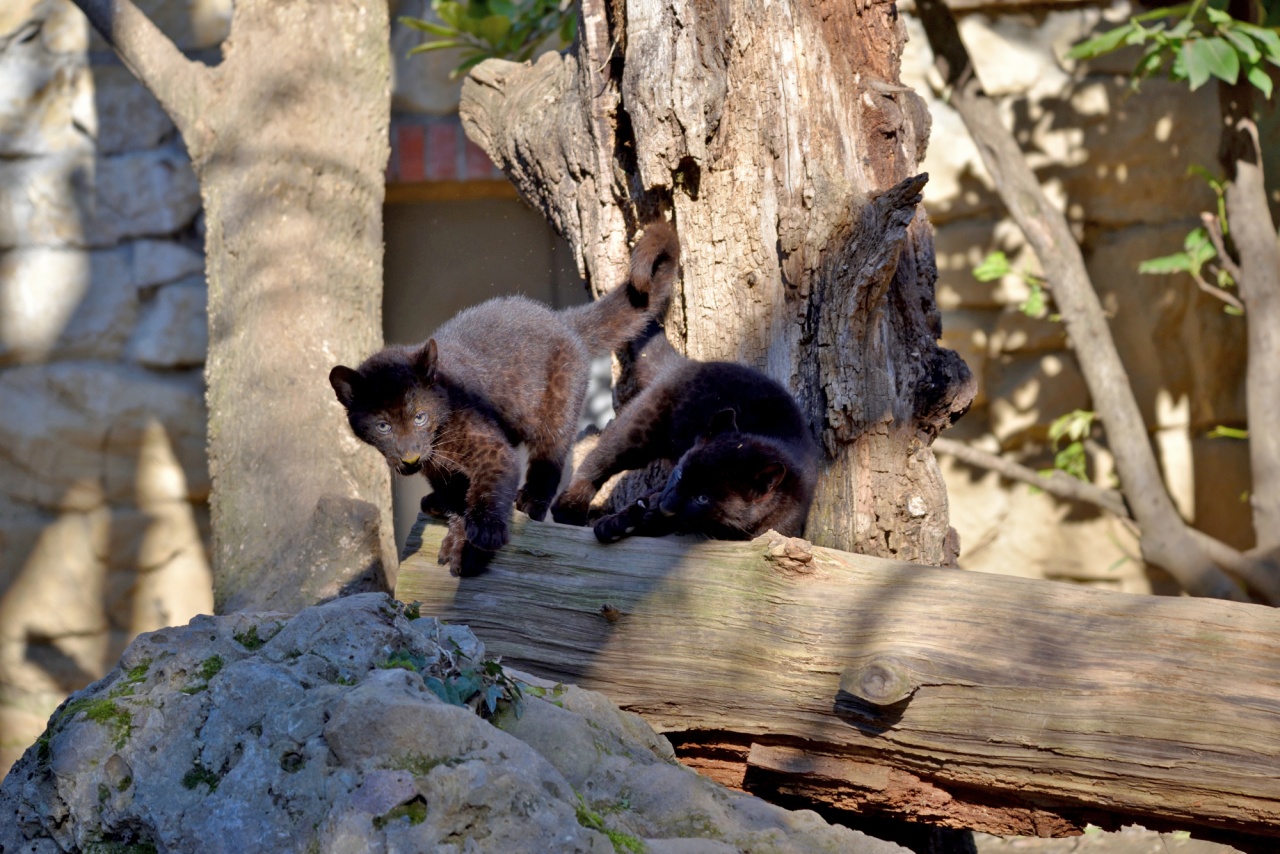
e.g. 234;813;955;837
420;492;452;519
515;487;551;522
455;541;496;577
551;498;589;527
465;514;509;552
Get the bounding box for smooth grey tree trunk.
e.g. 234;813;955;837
68;0;397;613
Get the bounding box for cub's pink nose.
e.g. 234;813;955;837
401;453;421;466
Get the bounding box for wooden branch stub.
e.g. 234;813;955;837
839;656;919;707
760;532;816;575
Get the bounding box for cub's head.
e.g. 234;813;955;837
329;339;450;476
657;409;788;538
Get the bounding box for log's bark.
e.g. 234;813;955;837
398;515;1280;852
914;0;1243;601
70;0;397;612
460;0;975;567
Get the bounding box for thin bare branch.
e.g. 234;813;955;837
934;437;1280;604
915;0;1243;601
67;0;207;139
933;437;1128;517
1201;211;1244;285
1190;266;1245;312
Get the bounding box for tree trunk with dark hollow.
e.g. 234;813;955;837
460;0;975;566
399;515;1280;854
68;0;398;613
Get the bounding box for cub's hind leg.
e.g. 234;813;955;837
518;339;590;522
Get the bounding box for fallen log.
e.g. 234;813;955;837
396;514;1280;852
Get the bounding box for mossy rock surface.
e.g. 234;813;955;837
1;593;903;854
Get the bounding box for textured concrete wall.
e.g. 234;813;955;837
903;3;1265;591
0;0;226;774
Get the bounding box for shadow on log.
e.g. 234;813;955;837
397;514;1280;852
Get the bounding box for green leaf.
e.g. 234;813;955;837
1139;252;1193;274
1048;410;1095;446
400;16;460;37
972;251;1012;282
477;14;513;46
1247;63;1275;96
1067;25;1136;60
408;39;468;55
1236;22;1280;64
1202;36;1242;82
1223;27;1263;63
1137;43;1168;78
489;0;517;15
1206;6;1233;25
1020;281;1046;318
434;0;466;28
1208;425;1249;439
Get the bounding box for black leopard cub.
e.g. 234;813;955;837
330;222;679;575
551;330;819;542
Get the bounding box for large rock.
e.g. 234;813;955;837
0;594;904;854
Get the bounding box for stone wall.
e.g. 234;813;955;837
902;2;1266;592
0;0;224;773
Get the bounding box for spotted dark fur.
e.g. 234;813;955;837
552;332;820;541
330;222;679;576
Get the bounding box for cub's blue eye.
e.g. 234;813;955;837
414;412;428;427
695;495;710;505
375;421;392;434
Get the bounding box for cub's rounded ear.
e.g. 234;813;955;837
329;366;361;409
752;462;787;500
414;339;438;380
705;407;739;438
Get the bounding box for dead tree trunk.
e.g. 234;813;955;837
68;0;398;612
399;516;1280;854
460;0;975;565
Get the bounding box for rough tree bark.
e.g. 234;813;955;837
915;0;1251;601
67;0;397;612
460;0;975;566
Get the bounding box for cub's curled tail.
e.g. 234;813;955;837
563;221;680;355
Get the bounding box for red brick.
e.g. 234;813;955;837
463;138;499;180
397;125;426;183
426;124;459;181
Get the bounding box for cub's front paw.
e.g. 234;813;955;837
456;541;496;577
437;516;465;567
592;497;652;544
550;491;591;527
515;486;552;522
420;491;453;519
465;511;510;553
